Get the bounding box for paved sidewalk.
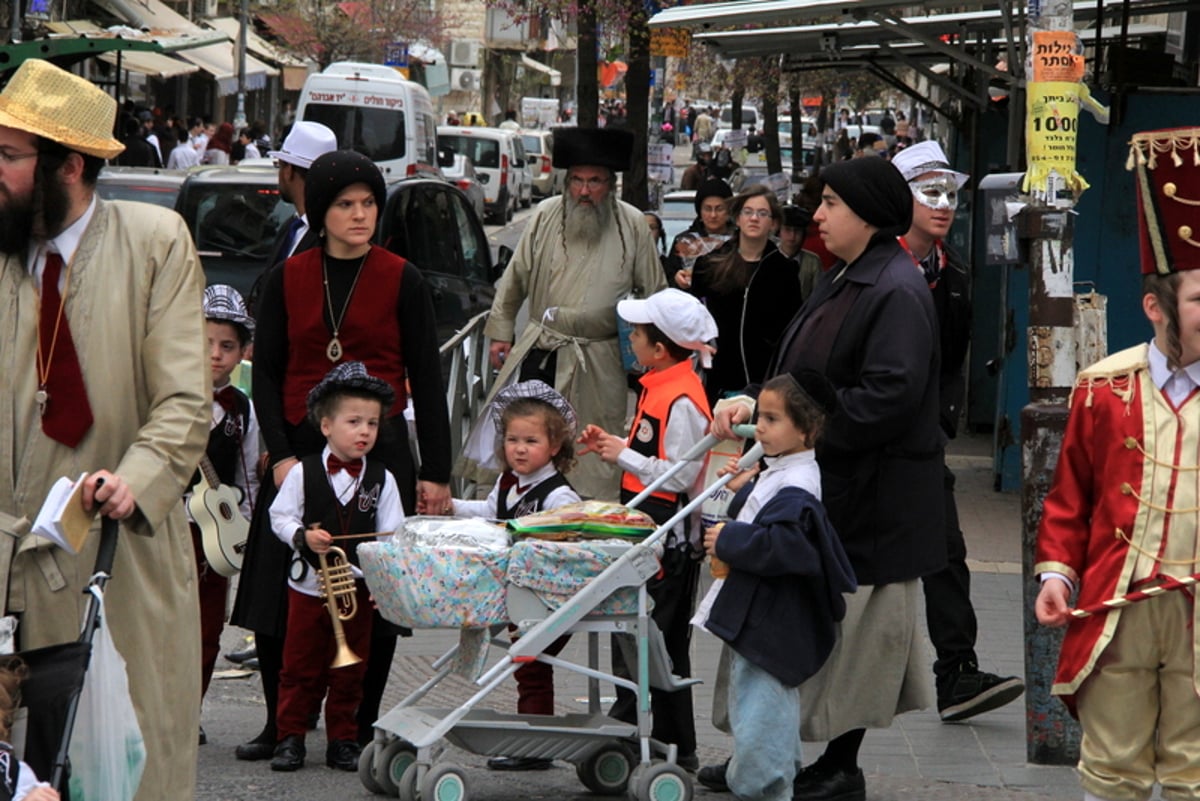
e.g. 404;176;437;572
202;433;1112;800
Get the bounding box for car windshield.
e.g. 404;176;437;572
440;135;500;169
520;135;543;155
302;104;407;162
177;182;294;295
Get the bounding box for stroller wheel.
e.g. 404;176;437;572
358;742;386;795
420;762;469;801
397;762;420;801
577;744;634;794
629;761;693;801
375;738;418;797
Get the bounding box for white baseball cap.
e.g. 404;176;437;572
890;140;970;188
267;121;338;169
618;289;719;368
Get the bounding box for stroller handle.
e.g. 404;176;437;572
624;423;757;509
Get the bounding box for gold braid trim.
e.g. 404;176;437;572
1114;527;1200;566
1119;481;1200;514
1127;128;1200;171
1123;436;1200;470
1077;373;1137;409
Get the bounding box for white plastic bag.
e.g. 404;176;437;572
68;590;146;801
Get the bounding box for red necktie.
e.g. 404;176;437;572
39;252;93;448
214;385;238;415
327;454;363;478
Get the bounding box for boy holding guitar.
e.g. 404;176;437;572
189;284;262;741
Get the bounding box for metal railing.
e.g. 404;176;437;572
438;310;494;496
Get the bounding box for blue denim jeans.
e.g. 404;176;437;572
727;650;802;801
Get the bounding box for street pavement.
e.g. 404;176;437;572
197;431;1124;801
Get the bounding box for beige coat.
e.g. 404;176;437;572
0;199;208;801
477;196;666;499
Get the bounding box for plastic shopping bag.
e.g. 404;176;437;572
699;436;745;531
68;591;145;801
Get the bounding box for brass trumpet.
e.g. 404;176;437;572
316;546;362;668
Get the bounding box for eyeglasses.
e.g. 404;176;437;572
567;176;609;191
739;208;772;219
0;149;38;166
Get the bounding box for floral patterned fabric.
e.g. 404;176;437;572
506;539;645;616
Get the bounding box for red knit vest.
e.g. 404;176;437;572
282;245;408;424
620;360;713;503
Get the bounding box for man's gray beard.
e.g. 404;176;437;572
564;193;613;246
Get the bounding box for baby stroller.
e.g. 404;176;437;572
14;516;120;796
357;428;761;801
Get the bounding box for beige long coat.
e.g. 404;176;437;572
0;199;208;801
477;196;666;499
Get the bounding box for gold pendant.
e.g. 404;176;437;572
35;388;48;416
326;337;343;362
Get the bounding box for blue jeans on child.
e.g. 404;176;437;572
727;650;802;801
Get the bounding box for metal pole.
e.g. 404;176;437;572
234;0;248;129
9;0;20;43
1020;0;1083;766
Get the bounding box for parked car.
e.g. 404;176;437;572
519;129;564;199
658;189;698;246
95;166;187;209
441;153;487;222
436;126;529;224
174;163;506;343
717;104;758;130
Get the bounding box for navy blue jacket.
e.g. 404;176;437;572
706;486;857;687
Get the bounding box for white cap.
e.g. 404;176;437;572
617;289;719;369
890;140;970;188
267;121;338;169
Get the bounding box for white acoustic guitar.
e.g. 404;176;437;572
189;455;249;578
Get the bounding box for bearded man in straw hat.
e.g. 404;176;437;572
0;60;208;800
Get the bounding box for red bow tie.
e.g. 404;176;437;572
499;470;530;495
327;454;363;478
214;385;238;415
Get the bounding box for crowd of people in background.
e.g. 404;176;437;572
111;103;277;169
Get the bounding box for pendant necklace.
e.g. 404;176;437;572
322;251;368;362
34;253;74;416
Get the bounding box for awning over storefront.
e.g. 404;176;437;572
44;20;203;78
94;0;278;95
521;53;562;87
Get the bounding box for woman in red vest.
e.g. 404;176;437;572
231;149;453;761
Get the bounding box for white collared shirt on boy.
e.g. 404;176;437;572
270;445;403;595
451;461;580;519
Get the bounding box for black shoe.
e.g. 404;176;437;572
270;735;306;772
242;657;260;671
486;755;553;771
325;739;361;771
677;753;700;773
198;726;207;746
793;764;866;801
235;736;276;761
938;665;1025;722
696;759;730;792
225;642;257;664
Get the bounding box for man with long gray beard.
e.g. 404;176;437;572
475;127;665;500
0;59;208;800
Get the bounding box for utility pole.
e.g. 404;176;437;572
1019;0;1107;765
9;0;20;43
234;0;248;129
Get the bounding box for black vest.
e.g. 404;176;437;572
497;472;572;520
0;742;18;801
189;388;251;492
300;454;388;567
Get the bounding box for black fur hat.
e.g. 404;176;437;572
552;127;634;172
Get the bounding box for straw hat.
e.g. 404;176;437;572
0;59;124;159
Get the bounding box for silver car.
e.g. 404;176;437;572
520;130;564;199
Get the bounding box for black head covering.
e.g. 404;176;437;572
552;127;634;172
781;204;812;230
819;157;912;238
307;360;395;417
304;150;387;238
693;177;733;213
786;368;839;416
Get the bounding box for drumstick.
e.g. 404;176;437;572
1069;572;1200;618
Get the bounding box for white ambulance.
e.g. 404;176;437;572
296;62;440;179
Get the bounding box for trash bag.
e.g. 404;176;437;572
68;591;145;801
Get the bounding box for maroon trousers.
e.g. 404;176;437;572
278;584;372;742
513;628;571;715
190;523;229;698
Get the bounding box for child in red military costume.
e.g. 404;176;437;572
577;287;718;771
1035;126;1200;801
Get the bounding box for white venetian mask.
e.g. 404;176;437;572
910;175;959;211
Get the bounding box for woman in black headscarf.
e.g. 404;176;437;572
708;157;946;801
